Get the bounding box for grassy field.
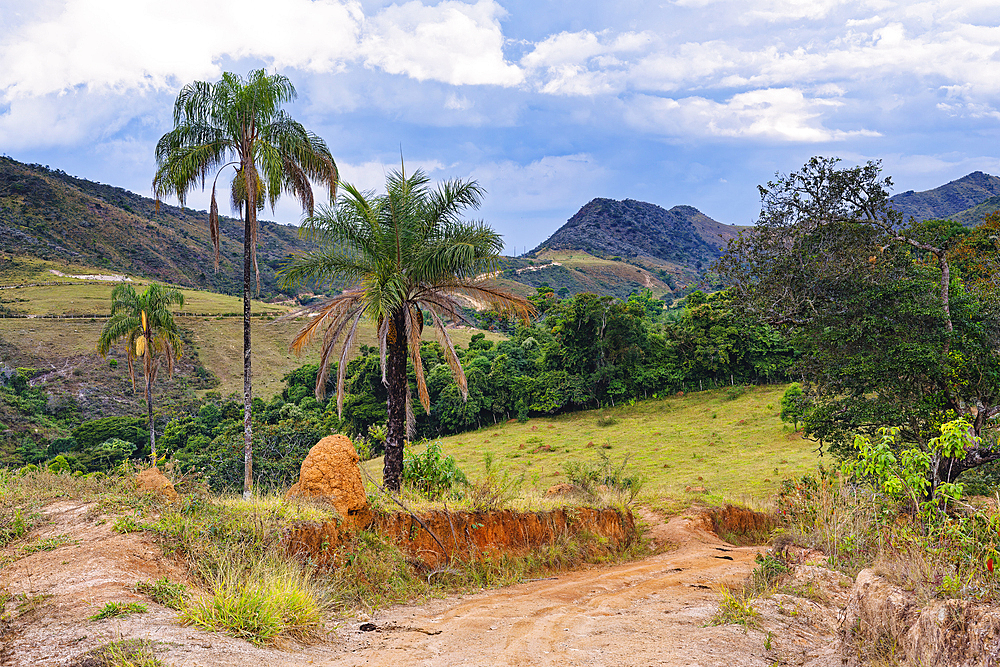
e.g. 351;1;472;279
0;315;501;401
372;384;820;505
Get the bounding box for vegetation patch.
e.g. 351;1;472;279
68;638;164;667
89;601;148;620
135;577;188;611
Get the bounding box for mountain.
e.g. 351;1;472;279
890;171;1000;224
0;157;317;298
532;198;746;271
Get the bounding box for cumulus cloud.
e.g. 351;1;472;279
0;0;520;101
625;88;880;142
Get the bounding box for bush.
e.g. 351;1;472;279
466;452;522;511
563;451;643;503
402;441;467;499
181;556;323;645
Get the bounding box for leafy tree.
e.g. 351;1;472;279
152;69;338;499
281;166;532;491
97;283;184;460
780;383;809;431
718;156;1000;486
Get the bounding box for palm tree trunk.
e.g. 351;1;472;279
242;207;254;500
145;346;156;464
384;309;408;492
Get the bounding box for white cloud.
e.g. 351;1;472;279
361;0;523;85
625;88;880;142
471;154;606;213
0;0;521;102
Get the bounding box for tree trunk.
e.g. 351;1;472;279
242;207;254;500
145;345;156;464
383;310;408;492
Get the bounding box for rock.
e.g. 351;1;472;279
544;483;578;497
135;467;178;502
287;435;370;529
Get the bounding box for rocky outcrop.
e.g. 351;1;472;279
286;434;370;530
841;569;1000;666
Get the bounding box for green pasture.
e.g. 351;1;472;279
374;384;820;505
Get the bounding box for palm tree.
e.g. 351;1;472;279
281;166;533;491
97;283;185;462
151;69;338;499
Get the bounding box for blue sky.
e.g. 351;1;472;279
2;0;998;254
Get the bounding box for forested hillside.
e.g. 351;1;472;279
0;158;315;299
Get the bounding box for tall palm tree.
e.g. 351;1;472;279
97;283;184;462
281;166;533;491
152;69;338;499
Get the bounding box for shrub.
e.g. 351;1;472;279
466;452;522;511
181;556;323;645
402;441;467;500
564;451;643;503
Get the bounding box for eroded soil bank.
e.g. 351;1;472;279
288;507;637;567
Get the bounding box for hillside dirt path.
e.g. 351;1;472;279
318;510;840;667
1;504;842;667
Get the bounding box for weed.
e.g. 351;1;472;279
563;451;643;504
112;516;150;534
747;552;790;596
136;578;188;611
596;414;619;427
710;586;758;630
77;638;164;667
90;601;148;620
466;452;522;511
181;555;324;645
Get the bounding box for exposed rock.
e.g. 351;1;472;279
134;467;177;502
286;434;370;530
841;568;1000;666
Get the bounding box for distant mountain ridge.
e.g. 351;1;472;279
0;157;315;297
531;198;746;271
890;171;1000;224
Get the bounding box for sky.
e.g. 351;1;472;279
1;0;999;255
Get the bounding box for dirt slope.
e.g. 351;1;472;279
1;503;845;667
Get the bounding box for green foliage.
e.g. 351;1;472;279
89;601;148;620
136;577;189;610
181;556;323;645
563;451;643;502
465;452;522;511
710;586;759;629
779;383;809;430
402;441;467;499
73;416;148;453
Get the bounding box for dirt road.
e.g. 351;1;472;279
1;504;841;667
318;513;838;667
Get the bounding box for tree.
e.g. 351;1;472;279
97;283;184;461
717;157;1000;488
152;69;338;499
281;166;532;491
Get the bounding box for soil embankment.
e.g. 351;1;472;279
289;507;636;567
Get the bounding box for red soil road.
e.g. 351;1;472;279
317;512;812;667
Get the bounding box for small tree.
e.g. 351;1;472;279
780;383;808;432
97;283;184;461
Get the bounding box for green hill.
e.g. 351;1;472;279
890;171;1000;224
0;157;316;299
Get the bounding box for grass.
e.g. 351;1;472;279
0;296;502;399
710;585;759;630
181;555;324;645
89;601;149;620
136;578;188;610
77;638;164;667
364;384;819;505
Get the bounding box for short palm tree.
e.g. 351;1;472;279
152;69;338;499
281;167;533;491
97;283;184;462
